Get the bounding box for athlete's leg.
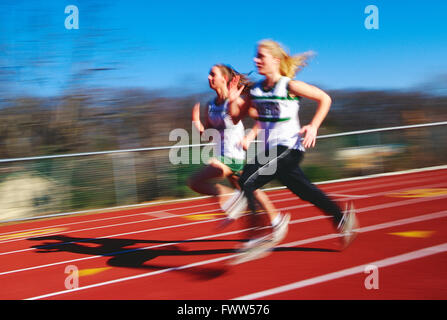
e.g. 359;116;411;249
226;147;293;252
276;150;344;227
230;173;280;223
187;158;235;209
276;149;358;249
253;189;280;222
226;172;241;190
228;146;290;235
238;154;280;215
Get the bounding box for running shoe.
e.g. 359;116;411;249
221;190;248;220
229;235;274;265
272;213;291;244
229;213;290;265
338;202;359;249
239;213;290;250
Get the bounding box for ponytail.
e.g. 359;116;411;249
258;39;314;78
215;64;253;95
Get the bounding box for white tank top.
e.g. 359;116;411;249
250;76;305;151
207;99;246;161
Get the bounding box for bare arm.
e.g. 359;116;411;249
227;75;252;124
240;121;260;151
288;80;332;148
192;102;205;134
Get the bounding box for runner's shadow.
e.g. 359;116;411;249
28;234;240;255
28;235;240;280
27;235;336;280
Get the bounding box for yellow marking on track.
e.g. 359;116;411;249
386;188;447;198
78;267;112;277
388;230;436;238
184;213;226;220
0;227;67;241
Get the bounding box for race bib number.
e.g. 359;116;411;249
257;101;280;118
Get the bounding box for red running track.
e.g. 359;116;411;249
0;167;446;300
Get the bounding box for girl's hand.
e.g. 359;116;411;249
238;136;250;151
228;75;245;103
299;124;318;148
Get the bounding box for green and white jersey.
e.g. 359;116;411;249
250;76;305;151
207;99;246;161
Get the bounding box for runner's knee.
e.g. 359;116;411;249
239;176;256;194
187;176;200;191
186;176;194;189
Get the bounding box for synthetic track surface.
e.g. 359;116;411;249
0;167;446;300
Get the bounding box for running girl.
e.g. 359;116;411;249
187;64;289;242
225;40;358;253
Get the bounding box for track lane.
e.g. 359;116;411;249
1;170;445;253
1;183;446;276
235;243;447;300
0;168;445;236
26;211;447;300
0;168;445;300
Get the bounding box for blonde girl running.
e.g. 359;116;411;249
226;40;358;253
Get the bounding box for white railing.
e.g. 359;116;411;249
0;120;446;224
1;121;446;163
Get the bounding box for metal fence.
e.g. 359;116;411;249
0;121;446;222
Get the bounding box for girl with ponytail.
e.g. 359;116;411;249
188;63;280;230
225;40;359;263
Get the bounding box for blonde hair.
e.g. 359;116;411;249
258;39;314;78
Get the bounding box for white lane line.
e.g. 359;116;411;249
0;165;447;223
0;201;318;256
0;214;229;256
328;193;367;198
323;174;447;195
344;180;447;200
260;166;447;194
1;170;445;242
0;226;256;277
4;209;446;278
0;192;287;240
0;202;219;237
141;211;178;218
233;242;447;300
1;183;447;258
2;174;446;247
0;185;444;257
284;211;447;248
24;210;447;300
0;188;288;237
314;167;447;191
313;165;447;189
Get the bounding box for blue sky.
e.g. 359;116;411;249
1;0;446;96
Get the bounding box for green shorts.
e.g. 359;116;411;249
218;155;245;174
